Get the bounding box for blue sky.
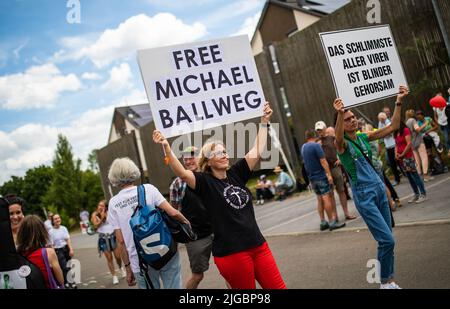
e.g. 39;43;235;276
0;0;265;184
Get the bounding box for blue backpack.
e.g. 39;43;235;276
130;185;177;271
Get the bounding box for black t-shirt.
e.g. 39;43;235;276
181;187;213;239
193;159;265;257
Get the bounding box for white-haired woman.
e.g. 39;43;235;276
107;157;189;289
153;102;286;289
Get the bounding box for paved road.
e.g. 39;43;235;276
71;173;450;289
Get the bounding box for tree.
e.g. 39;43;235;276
87;149;99;173
21;165;53;215
80;169;104;213
0;176;24;198
43;134;83;227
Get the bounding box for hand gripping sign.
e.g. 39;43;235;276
137;35;266;138
320;25;408;108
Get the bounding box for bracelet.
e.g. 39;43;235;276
395;102;402;106
261;123;270;128
124;262;131;267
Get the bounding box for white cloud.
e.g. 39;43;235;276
0;88;148;185
59;13;207;68
114;88;148;105
81;72;102;80
233;12;261;39
0;63;82;110
101;63;132;92
146;0;213;9
201;0;264;28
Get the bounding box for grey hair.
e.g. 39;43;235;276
108;157;141;187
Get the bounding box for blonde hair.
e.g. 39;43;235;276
405;109;415;120
198;141;226;173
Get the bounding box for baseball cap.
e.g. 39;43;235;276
315;121;327;131
181;146;199;158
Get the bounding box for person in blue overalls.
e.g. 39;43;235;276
333;85;409;289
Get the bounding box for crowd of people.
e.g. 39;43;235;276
3;88;449;290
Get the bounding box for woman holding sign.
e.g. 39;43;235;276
333;86;408;289
153;102;286;289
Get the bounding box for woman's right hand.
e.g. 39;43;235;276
333;98;345;114
153;130;169;147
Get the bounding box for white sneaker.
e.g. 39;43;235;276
380;282;402;289
120;267;127;279
408;196;419;203
255;200;260;205
260;199;265;205
415;195;427;204
112;275;119;285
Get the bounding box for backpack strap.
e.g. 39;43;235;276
134;185;155;290
345;135;375;171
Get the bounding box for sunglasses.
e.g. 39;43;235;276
209;150;228;159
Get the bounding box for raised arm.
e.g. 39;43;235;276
333;98;346;154
153;130;196;189
367;85;409;141
245;102;273;171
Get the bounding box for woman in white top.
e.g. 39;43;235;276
91;200;125;285
49;214;75;288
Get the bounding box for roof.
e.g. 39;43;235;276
271;0;351;15
115;103;153;128
252;0;351;43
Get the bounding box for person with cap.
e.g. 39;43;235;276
273;166;294;201
169;146;213;289
315;121;356;222
255;175;275;205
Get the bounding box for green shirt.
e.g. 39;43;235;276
337;133;372;184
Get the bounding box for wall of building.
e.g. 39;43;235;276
259;3;298;45
293;10;320;32
252;30;264;56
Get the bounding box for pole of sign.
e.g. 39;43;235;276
268;124;296;184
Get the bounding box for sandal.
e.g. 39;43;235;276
345;214;357;220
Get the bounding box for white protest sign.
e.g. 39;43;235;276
137;35;265;138
319;25;408;107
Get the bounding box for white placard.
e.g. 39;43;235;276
319;25;408;107
138;35;265;138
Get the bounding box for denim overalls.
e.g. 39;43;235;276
346;136;395;283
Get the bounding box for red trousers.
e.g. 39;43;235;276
214;242;286;289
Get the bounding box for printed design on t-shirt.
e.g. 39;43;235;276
223;185;249;210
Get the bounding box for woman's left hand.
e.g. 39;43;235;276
261;102;273;124
69;249;74;258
